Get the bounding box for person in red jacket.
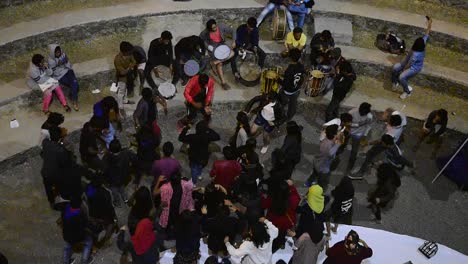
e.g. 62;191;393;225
210;146;242;192
324;230;373;264
261;179;300;252
178;73;215;129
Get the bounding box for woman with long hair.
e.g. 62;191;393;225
174;210;201;264
230;111;252;149
128;186;154;235
281;121;303;173
261;179;300;252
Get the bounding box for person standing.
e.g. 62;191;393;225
178;120;221;184
27;54;70;114
327;176;354;225
179;73;215;128
279;48;305;120
151;141;181;186
146;31;174;90
48;44;80;111
200;19;236;89
281;121;303;171
231;17;266;80
325;61;354;122
282;27;307;57
392;17;432;99
173;210;201;264
413;108;448;159
230;111;252;150
210;146;243;192
345;102;373;176
114;41;137;108
133;87;167;131
324;230;373;264
289;212;327;264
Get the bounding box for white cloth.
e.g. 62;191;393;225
320;118;341;141
261;102;276;122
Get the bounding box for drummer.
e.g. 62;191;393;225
173;35;208;86
180;73;215;126
145;31;174;90
282;27;307;57
279;48;305;120
231;17;266;80
310;30;335;66
200;19;236;90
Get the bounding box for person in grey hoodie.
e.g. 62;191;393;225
48;44;80;111
27;54;70;114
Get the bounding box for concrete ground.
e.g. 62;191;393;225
0;99;467;263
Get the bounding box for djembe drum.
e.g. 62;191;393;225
261;68;280;94
304;69;327;97
272;8;287;40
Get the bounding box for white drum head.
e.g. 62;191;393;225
184;60;200;77
158;82;176;99
214;44;231;60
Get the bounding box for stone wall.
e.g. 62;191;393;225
0;0;46;8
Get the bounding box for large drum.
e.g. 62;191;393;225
272;8;287;40
261;68;280;94
238;50;262;87
304;69;328;97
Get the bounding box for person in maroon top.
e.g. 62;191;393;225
261;179;301;252
324;230;373;264
210;146;242;192
178;73;215;129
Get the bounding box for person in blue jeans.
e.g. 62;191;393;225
391;17;432;100
288;0;314;28
178;120;220;185
256;0;294;32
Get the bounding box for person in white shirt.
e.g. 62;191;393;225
225;217;279;264
345;103;373;175
251;93;283;154
320;113;353;142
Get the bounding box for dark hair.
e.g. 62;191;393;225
177;210;196;236
321;30;332;40
325;124;339;140
269;180;290;216
120;41;134;53
162;141;174;157
347;230;360;244
339;61;353;74
195;120;208;133
389;114;402;127
204;256;219;264
340;113;353;123
276;261;287;264
70;195;82;209
49;126;62;142
293;27;303;34
198;73;209;87
247;17;257;28
411;37;426;52
381;134;394;145
141;87;153;101
236;111;251;137
161;30;173;40
358;102;372;116
250;221;270;248
109;139;122;153
32;54;44;66
436;109;448;122
130;186;153;219
170;171;182;188
289;48;302;62
286;120;302;143
46;112;65;127
206;19;217;30
101;96;119;118
223;146;236;160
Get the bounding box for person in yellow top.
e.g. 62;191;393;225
282;27;307;57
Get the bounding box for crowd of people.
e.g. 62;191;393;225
29;2;452;264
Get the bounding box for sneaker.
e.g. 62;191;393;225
347;174;364;180
408;85;413;93
391;82;399;91
399;92;411;100
260;146;269;154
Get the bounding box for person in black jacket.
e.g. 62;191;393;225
145;31;174;90
367;164;401;223
174;210;201;264
173;35;207;86
279;48;305;120
62;197;94;264
413;108;448;159
202;204;240;256
85;175;117;247
281;120;303;172
103;139;138;207
309;30;335;66
325;61;354;122
178;120;220;185
327;176;354;227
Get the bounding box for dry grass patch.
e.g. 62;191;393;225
0;0;140;28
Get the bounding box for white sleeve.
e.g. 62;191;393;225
265;219;279;240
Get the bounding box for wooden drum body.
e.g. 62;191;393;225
304;70;327;97
272;8;287;41
261;68;280;94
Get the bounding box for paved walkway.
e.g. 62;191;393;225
1;0;467;46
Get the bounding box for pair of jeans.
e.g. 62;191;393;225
391;57;420;94
59;70;79;102
116;81;127;109
111;185;128;206
230;46;266;74
63;236;93;264
43;85;68;112
356;143;386;175
346;134;364;173
280;89;300;120
257;3;294;31
190;162;203;184
288;3;308;28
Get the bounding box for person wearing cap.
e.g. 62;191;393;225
324;230;373;264
310;30;335;66
281;120;303;172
